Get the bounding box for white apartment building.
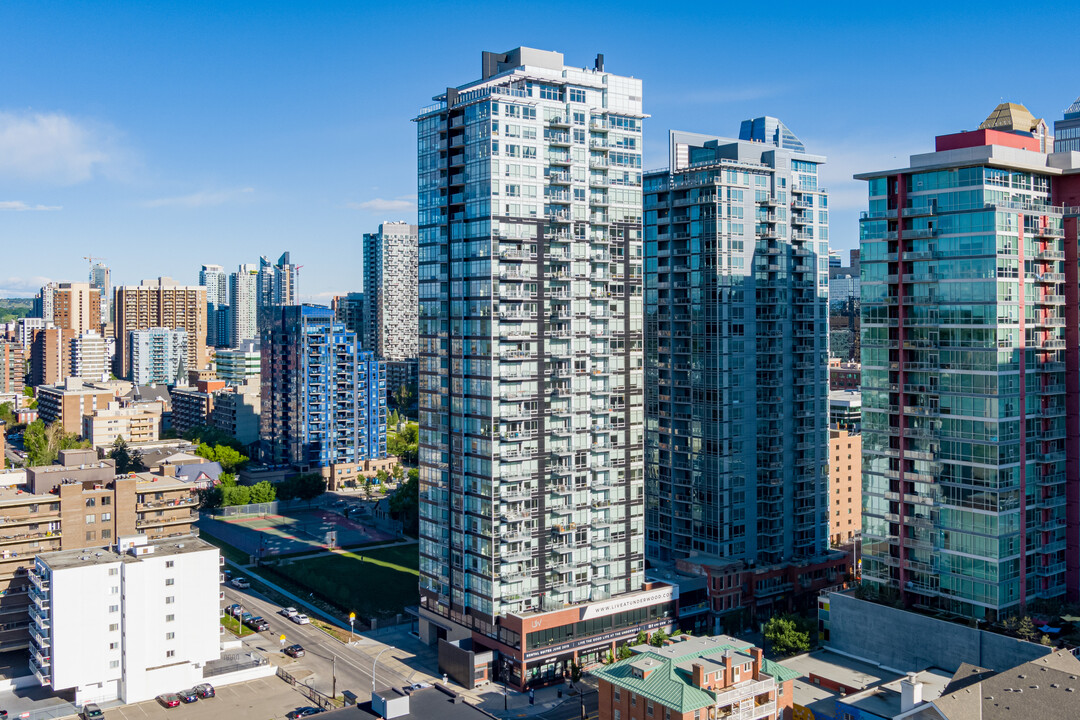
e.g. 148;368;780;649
229;264;259;347
71;331;109;383
361;221;419;360
415;49;658;686
129;327;188;386
213;341;260;385
29;535;223;704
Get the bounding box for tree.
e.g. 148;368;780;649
568;660;582;684
0;402;15;427
1017;616;1038;642
222;484;251;506
277;473;326;502
634;630;648;646
376;469;389;485
391;463;406;484
616;644;632;660
109;437;146;474
362;477;373;500
649;629;668;647
249;480;277;504
193;442;249;473
388;468;420;535
763;616;810;657
392;383;416;415
1040;634;1053;646
23;420;88;467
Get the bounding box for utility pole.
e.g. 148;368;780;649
332;654;337;702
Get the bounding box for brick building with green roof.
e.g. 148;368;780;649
593;635;797;720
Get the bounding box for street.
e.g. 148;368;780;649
221;583;434;702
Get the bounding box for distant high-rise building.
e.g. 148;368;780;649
199;264;230;348
415;48;673;687
257;252;298;308
361;222;418;360
260;305;386;469
128;327;188;386
857;102;1080;618
738;115;807;152
29;327;75;387
114;278;206;380
229;264;259;347
0;342;24;396
1054;96;1080;152
332;292;365;340
37;282;100;334
89;263;111;324
644;126;843;623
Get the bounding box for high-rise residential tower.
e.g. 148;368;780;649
89;263;111;325
644;126;843;626
199;263;230;348
332;292;366;340
114;278;207;380
857;102;1080;619
229;264;259;347
259;305;386;469
361;222;419;359
415;48;672;689
129;327;188;386
37;282;101;334
257;252;298;308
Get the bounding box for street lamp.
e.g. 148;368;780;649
349;612;355;644
373;646;391;695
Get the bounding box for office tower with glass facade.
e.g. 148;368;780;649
857;103;1080;619
1054;96;1080;152
415;47;674;690
89;263;111;325
644;126;842;625
258;252;298;308
259;305;386;468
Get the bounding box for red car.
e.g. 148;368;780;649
157;693;181;708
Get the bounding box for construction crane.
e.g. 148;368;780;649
82;255;107;281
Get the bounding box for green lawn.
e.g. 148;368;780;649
263;544;419;621
221;615;254;637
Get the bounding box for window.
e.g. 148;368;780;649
569;89;586;103
102;530;111;540
165;596;175;604
165;632;175;640
108;568;118;576
108;642;118;650
165;561;174;568
166;614;175;622
85;498;96;507
101;512;111;521
85;514;96;524
111;586;118;594
614;711;620;720
613;689;620;702
109;660;119;669
647;702;654;717
166;650;175;658
631;694;636;707
85;531;96;541
165;578;175;586
109;605;118;613
109;623;119;631
102;497;111;506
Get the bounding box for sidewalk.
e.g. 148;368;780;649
468;678;597;718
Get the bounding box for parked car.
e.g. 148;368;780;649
80;707;104;720
240;612;254;624
178;688;198;703
195;683;216;699
290;613;310;625
280;606;298;618
225;603;242;617
284;643;305;658
157;693;181;708
223;570;233;582
286;708;324;719
231;577;250;589
245;615;270;631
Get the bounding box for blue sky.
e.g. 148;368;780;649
2;0;1079;299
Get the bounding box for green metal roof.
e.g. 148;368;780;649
591;640;799;714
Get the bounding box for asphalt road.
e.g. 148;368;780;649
529;688;599;720
222;584;413;701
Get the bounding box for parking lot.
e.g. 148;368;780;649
104;676;312;720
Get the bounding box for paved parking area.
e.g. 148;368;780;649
104;676;311;720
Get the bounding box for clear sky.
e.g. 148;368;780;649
2;0;1079;299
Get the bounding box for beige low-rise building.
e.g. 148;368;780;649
36;377;114;436
82;402;163;448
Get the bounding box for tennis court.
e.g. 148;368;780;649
201;506;396;557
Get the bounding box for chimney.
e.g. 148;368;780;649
723;650;733;686
692;663;705;688
901;673;923;712
750;647;763;674
160;465;177;477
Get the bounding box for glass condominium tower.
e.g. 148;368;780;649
416;48;659;654
644;127;831;572
857;104;1079;620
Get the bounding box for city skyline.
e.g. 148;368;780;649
4;1;1080;298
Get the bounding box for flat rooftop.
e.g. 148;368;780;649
842;668;953;717
322;686;492;720
39;535;215;571
0;486;58;509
